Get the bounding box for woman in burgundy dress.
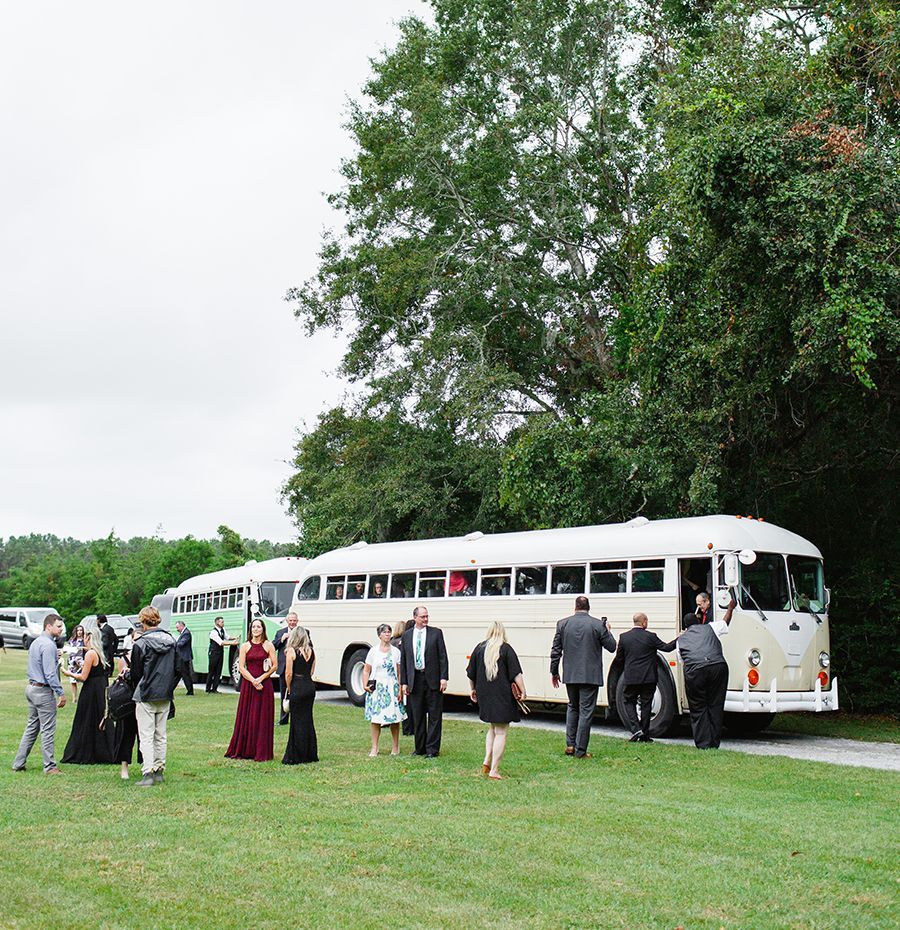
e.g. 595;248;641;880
225;618;277;762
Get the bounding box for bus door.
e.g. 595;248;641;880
678;557;712;627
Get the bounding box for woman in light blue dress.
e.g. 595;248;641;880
363;624;407;756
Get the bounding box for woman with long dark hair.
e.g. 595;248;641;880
282;625;318;765
61;628;115;764
466;621;525;780
225;618;276;762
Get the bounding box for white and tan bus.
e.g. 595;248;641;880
292;515;837;736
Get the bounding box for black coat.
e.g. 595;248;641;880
175;627;193;663
399;625;449;692
616;626;677;686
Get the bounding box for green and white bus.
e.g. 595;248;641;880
167;557;307;689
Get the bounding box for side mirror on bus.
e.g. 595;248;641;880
723;553;740;588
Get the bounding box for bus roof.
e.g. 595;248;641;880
299;516;821;577
172;556;308;595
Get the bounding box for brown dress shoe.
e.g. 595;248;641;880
574;752;593;759
45;767;63;775
564;746;575;755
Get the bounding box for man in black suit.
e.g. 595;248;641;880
550;596;617;758
399;606;449;757
272;611;300;725
616;612;677;742
97;614;118;668
174;620;194;695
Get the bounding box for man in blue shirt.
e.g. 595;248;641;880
13;613;67;774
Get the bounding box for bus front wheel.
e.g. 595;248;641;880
343;648;369;706
614;665;677;738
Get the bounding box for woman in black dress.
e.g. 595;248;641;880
282;626;318;764
466;621;526;780
113;626;141;779
61;628;115;765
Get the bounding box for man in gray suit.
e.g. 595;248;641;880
550;596;617;758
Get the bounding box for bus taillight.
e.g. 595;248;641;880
818;670;829;687
747;668;760;686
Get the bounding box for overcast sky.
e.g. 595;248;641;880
1;1;424;545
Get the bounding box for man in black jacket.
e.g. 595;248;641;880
174;621;194;695
399;606;449;757
616;612;677;742
129;606;176;786
97;614;118;668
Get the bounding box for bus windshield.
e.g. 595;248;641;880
739;552;790;612
787;556;825;613
259;582;296;618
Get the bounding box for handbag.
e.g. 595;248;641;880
511;681;530;716
106;674;136;721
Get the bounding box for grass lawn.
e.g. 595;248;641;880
1;651;897;930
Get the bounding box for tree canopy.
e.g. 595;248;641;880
285;1;898;709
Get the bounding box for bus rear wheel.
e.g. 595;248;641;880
343;648;369;706
724;712;774;736
614;665;678;738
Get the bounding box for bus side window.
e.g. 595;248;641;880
631;559;664;592
449;570;476;596
480;568;511;596
590;561;627;594
389;573;416;598
417;571;447;598
347;575;366;600
551;564;586;594
326;576;347;600
368;575;388;598
515;567;547;595
298;576;321;601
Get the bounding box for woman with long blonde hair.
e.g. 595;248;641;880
282;623;318;764
466;621;525;780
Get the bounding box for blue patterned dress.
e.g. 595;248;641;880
364;644;407;725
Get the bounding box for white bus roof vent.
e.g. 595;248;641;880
464;531;484;542
624;517;650;528
348;541;368;550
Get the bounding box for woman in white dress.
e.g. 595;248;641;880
362;624;407;756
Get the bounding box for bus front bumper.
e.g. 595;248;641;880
724;676;839;713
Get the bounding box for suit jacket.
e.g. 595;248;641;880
100;623;118;667
273;626;312;677
175;627;193;663
616;626;676;685
550;612;617;685
399;625;449;692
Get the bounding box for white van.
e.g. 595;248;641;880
0;607;60;649
80;614;133;653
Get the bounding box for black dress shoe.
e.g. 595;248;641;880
629;731;643;742
426;752;439;758
640;736;654;743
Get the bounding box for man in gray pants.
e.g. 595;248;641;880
550;596;617;758
13;613;67;774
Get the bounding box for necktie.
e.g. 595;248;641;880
415;633;423;667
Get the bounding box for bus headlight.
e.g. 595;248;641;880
818;651;830;668
747;649;761;667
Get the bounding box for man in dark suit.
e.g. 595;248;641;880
399;605;449;757
550;596;617;758
97;614;118;668
272;611;300;725
174;620;194;695
616;612;677;742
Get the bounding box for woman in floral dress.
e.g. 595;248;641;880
362;623;406;756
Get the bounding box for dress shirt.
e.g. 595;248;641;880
27;632;64;697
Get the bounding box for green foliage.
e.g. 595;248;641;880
284;0;898;710
0;529;298;630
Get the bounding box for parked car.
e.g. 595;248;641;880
0;607;62;649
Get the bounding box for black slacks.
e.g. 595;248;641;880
206;650;224;692
408;670;443;756
622;682;656;736
684;662;729;748
175;659;194;695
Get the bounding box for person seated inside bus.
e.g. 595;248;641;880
334;585;344;600
348;582;365;600
449;571;475;596
371;581;385;599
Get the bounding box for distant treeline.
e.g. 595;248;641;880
0;525;296;627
